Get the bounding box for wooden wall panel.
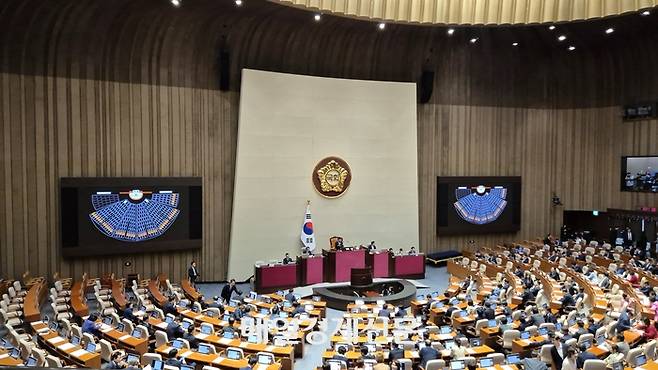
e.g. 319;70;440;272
0;73;238;282
0;0;657;282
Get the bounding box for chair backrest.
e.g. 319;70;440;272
503;330;520;348
540;344;553;363
582;359;607;370
155;331;168;348
121;318;134;333
488;353;505;365
136;325;149;339
578;333;594;345
627;347;645;366
45;355;62;367
645;339;656;360
475;319;488;331
99;339;113;362
202;367;220;370
142;353;163;367
82;333;96;347
396;358;413;370
425;359;445;370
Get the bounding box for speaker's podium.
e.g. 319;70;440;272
323;249;366;282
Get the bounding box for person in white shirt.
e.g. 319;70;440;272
451;341;467;359
604;344;624;368
561;348;578;370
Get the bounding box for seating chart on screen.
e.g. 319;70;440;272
89;189;180;242
453;185;507;225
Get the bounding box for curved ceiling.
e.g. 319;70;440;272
271;0;657;25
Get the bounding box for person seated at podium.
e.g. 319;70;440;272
302;246;312;255
367;241;377;250
408;246;417;255
282;253;293;265
397;248;404;256
335;237;344;250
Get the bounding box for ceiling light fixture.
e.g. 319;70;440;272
314;13;321;21
378;22;386;30
447;28;455;35
171;0;180;6
548;25;556;30
558;35;567;41
469;38;478;44
512;42;519;46
568;46;576;51
235;0;242;5
605;27;614;34
641;10;650;16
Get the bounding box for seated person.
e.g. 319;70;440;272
360;345;375;360
282;253;293;265
123;302;138;323
82;314;101;336
334;237;344;250
367;241;377;250
333;346;348;363
388;343;405;361
104;351;127;370
397;248;404;256
222;318;237;336
166;320;184;340
408;246;417;255
240;356;257;370
183;325;199;349
165;349;183;368
615;334;630;356
163;296;178;316
419;339;439;368
284;289;296;302
576;344;597;368
604;344;624;369
291;301;306;316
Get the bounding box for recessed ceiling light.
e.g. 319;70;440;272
447;28;455;35
558;35;567;41
548;25;556;30
512;42;519;46
568;46;576;51
235;0;242;5
469;38;478;44
314;13;321;21
378;22;386;30
605;27;614;34
171;0;180;6
641;10;650;16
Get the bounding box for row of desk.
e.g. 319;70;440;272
255;250;425;293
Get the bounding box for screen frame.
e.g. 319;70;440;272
620;155;658;193
437;176;522;236
59;177;202;257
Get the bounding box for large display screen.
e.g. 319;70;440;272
60;177;202;257
621;156;658;193
437;176;521;235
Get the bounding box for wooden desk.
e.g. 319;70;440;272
98;323;149;354
476;365;519;370
148;279;167;307
32;322;102;368
512;335;548;355
0;350;23;366
182;279;202;302
112;279;128;310
23;280;45;322
70;280;89;317
155;345;283;370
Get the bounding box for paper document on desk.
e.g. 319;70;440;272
195;333;208;340
118;334;131;341
0;354;9;359
219;338;232;345
58;343;76;351
47;336;65;344
70;349;88;357
501;365;515;370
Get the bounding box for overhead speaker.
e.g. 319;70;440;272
418;70;434;104
219;50;230;91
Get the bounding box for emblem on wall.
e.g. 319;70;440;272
312;157;352;198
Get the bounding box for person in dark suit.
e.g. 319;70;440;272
282;253;293;265
183;325;199;349
367;241;377;250
483;303;496;320
419;340;439;368
165;349;183;368
123;302;138;323
220;279;242;303
166;320;184;340
561;291;575;312
335;237;344;250
550;336;564;370
616;311;631;333
360;346;376;360
388;343;405;362
378;305;392;318
284;289;296;302
163;296;178;316
188;261;200;287
576;344;597;368
332;346;348;363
